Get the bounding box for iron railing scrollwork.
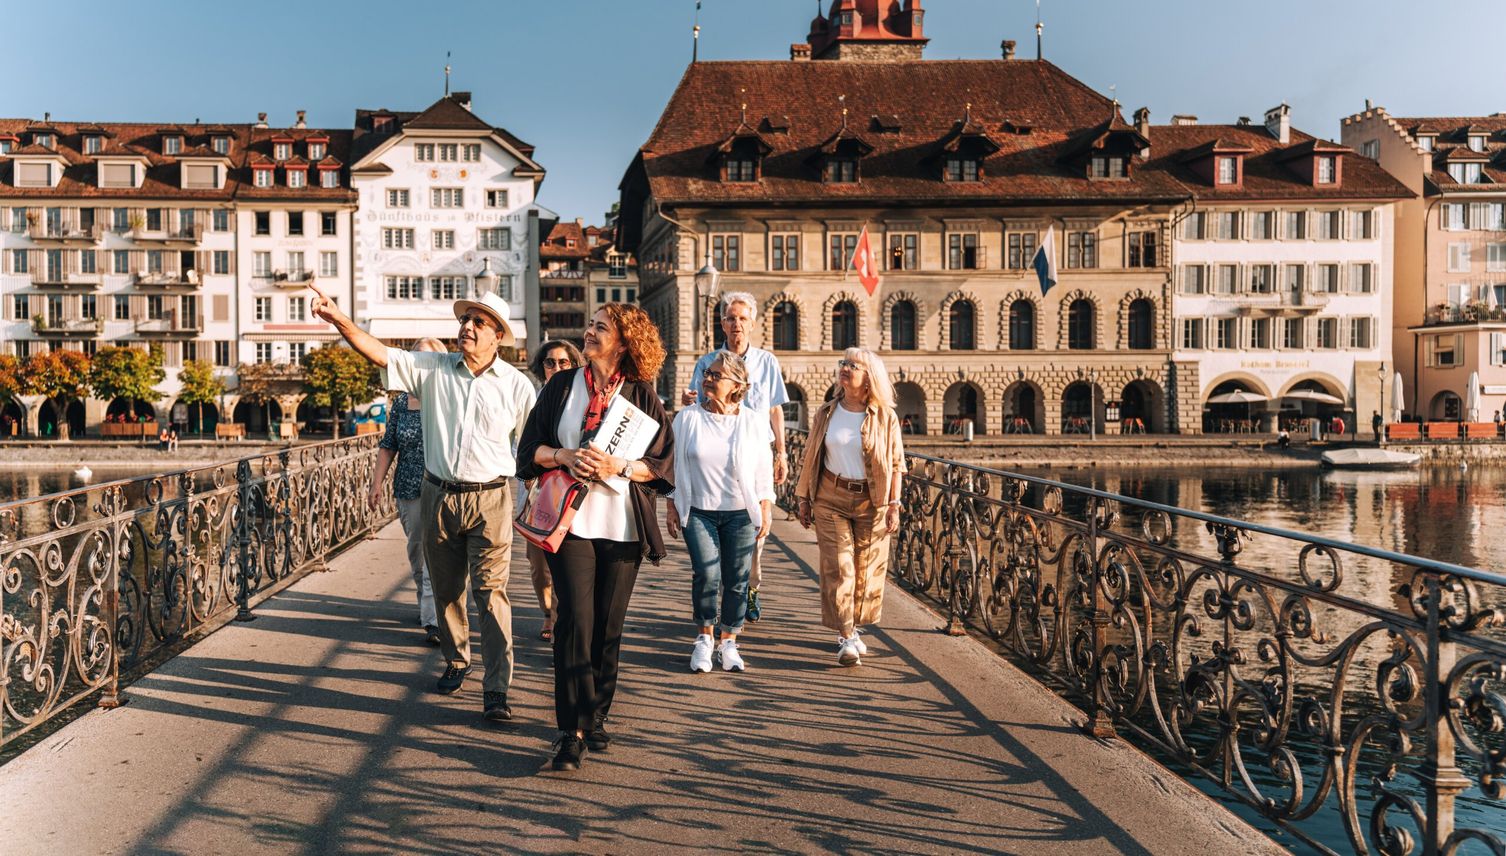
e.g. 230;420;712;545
781;428;1505;856
1;436;395;749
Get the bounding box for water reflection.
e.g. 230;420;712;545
0;467;151;505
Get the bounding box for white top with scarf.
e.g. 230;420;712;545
670;402;776;528
558;370;636;542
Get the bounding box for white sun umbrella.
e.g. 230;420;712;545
1207;390;1268;404
1489;286;1500;311
1392;371;1404;423
1467;370;1481;422
1284;389;1346;405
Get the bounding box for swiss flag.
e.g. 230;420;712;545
850;225;881;296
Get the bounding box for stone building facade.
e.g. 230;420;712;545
618;6;1196;434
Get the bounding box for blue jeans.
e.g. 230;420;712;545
684;508;757;634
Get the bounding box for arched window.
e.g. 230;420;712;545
949;300;976;350
890;300;917;350
1128;298;1154;349
773;301;800;351
831;300;858;350
1068;299;1095;350
1009;300;1035;350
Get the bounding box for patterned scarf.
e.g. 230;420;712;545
580;365;623;446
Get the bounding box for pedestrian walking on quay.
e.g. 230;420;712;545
524;339;585;642
681;292;790;624
516;303;674;772
312;287;536;724
794;348;906;667
667;350;775;675
369;336;450;647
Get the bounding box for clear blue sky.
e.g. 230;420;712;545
8;1;1499;223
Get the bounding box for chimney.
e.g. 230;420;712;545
1236;116;1251;127
295;110;306;129
451;91;473;111
1133;106;1150;138
575;217;584;226
1171;115;1197;126
790;43;811;61
43;112;50;123
1264;103;1290;144
1001;39;1016;60
255;112;269;129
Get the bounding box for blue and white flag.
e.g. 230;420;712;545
1033;225;1058;295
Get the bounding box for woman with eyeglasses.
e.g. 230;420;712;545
525;339;586;642
516;304;674;772
794;348;906;667
666;350;774;674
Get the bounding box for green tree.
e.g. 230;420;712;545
235;362;278;436
21;350;91;440
177;359;225;435
301;346;381;439
0;353;20;437
89;345;164;421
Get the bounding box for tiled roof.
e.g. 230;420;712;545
1142;123;1412;201
237;126;354;201
349;96;541;175
628;60;1190;207
403;95;492;131
541;221;589;260
1395;115;1506;193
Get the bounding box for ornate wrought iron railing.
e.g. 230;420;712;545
781;429;1505;856
1;436;394;750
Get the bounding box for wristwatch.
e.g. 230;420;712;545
619;460;634;479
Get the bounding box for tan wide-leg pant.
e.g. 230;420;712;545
420;480;514;694
812;471;889;633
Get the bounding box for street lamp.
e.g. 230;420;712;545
475;257;500;298
693;253;721;355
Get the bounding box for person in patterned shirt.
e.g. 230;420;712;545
369;337;450;645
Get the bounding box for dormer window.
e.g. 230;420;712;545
1089;155;1128;179
320;169;338;188
1448;163;1485;184
288;169;306;189
945;157;980;182
372;115;393;134
253;166;273;188
1469;134;1487;153
0;140;12;154
1418;135;1435;152
163;136;182;155
274;142;291;161
34;133;53;149
825;158;858;183
308;141;326;160
725;153;757;182
1316;156;1337;184
84;135;102;154
211;136;230;155
1216;156;1239;185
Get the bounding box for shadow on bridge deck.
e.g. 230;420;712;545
0;518;1283;855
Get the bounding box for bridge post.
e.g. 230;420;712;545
1419;572;1468;856
234;459;257;622
1083;497;1116;739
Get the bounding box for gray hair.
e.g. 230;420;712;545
720;291;758;323
710;349;750;404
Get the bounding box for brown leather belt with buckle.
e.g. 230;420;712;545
822;469;867;493
424;472;509;494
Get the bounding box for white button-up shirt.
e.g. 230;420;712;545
385;348;536;483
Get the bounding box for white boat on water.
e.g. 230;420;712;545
1321;448;1421;470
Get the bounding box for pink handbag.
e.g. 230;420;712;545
513;468;588;553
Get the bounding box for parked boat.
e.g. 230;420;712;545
1320;448;1421;469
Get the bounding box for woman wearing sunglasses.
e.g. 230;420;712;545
793;348;906;667
666;350;775;674
525;339;586;642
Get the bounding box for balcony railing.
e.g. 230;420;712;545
269;269;315;289
30;315;104;335
0;437;396;750
1424;303;1506;326
780;429;1506;856
133;312;203;334
542;268;586;279
27;220;103;243
133;270;200;289
31;271;101;289
132;223;204;244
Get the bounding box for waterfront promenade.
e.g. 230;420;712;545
0;516;1279;855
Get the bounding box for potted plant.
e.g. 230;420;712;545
127;213;146;236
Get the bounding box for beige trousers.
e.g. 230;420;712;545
812;471;889;633
420;480;514;694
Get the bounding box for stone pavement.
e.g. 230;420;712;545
0;518;1285;855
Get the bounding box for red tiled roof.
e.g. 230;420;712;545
1143;123;1412;200
0;119;255;200
403;95;492;131
541;221;589;260
629;59;1190;208
1395;115;1506;192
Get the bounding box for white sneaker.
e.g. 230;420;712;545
836;635;861;666
690;634;714;673
718;638;745;672
850;629;869;657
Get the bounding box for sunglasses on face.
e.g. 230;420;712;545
543;358;574;369
458;314;495;330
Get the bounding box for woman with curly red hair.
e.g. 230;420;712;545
516;303;674;771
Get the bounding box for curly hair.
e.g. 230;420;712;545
600;303;665;383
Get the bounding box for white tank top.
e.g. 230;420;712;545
823;405;867;480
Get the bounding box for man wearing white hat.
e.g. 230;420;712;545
311;287;536;722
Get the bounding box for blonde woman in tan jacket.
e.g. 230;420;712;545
794;347;906;666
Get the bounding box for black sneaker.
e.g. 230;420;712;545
483;691;512;721
552;732;588;771
423;625;441;646
436;664;470;695
585;715;610;751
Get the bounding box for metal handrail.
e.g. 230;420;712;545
0;436;395;751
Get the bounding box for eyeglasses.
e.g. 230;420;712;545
543;358;574;369
838;359;866;371
458;313;495;330
704;369;727;383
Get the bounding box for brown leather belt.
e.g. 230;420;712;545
425;471;509;493
822;469;867;493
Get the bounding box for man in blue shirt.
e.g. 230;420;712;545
682;292;789;620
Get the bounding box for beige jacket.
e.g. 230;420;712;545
795;398;907;509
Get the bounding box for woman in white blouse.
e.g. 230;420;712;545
667;350;775;674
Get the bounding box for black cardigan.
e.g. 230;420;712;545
515;368;675;564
